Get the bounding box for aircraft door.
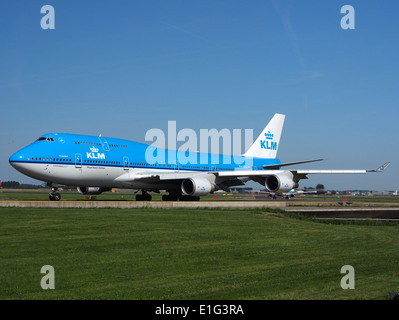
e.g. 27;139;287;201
98;136;110;151
75;153;82;168
123;156;129;170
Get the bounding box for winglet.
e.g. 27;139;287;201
366;162;390;172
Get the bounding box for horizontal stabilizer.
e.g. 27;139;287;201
263;158;325;169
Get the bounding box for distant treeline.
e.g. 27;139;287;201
1;181;46;189
0;181;78;190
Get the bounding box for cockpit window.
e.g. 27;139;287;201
37;137;55;142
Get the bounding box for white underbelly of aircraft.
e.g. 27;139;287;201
12;162;180;189
13;163;124;186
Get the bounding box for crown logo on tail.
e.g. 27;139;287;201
265;131;274;140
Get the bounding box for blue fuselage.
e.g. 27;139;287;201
10;133;281;177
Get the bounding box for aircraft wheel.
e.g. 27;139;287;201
162;194;173;201
178;195;200;201
136;194;152;201
49;192;61;201
162;194;178;201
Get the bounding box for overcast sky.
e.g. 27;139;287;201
1;0;398;190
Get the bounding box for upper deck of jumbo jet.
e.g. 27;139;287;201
9;133;140;163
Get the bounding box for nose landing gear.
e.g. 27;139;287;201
48;185;61;201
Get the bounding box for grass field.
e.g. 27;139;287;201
1;206;398;300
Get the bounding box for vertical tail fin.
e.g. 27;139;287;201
243;113;285;159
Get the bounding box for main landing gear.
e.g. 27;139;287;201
162;193;178;201
134;190;200;201
162;193;200;201
135;190;152;201
49;186;61;201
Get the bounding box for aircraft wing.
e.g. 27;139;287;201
293;162;390;174
113;170;248;191
115;162;390;182
214;162;390;184
114;170;206;184
218;162;390;178
113;162;390;192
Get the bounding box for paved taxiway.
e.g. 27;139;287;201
0;200;285;209
0;200;398;221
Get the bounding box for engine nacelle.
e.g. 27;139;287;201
265;173;298;193
77;187;111;195
181;178;216;196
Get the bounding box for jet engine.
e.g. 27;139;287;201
181;178;216;196
264;172;298;193
77;187;111;195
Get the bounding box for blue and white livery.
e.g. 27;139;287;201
9;114;389;201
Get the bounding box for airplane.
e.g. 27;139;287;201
266;188;319;200
9;113;390;201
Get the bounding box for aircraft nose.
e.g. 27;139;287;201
9;149;26;167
